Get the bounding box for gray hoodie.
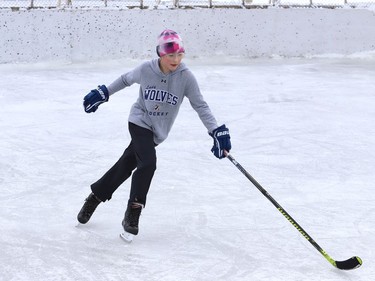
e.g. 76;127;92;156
107;59;218;144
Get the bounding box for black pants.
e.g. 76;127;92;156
91;122;157;206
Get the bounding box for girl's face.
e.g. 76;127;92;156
159;53;184;74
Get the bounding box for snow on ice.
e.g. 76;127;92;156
0;54;374;280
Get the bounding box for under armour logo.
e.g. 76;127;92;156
161;79;167;83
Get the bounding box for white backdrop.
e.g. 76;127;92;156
1;8;375;63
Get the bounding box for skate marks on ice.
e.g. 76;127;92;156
171;210;259;280
1;58;374;280
75;222;118;244
76;221;134;244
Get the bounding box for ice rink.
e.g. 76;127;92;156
1;55;374;280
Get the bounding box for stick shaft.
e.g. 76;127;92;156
226;153;337;267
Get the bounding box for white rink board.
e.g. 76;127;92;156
1;8;375;63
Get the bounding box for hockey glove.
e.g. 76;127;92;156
209;124;231;159
83;85;109;113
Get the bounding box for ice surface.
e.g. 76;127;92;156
0;55;374;280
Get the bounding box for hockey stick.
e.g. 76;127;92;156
226;153;362;270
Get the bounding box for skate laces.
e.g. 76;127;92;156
127;203;143;226
83;194;100;213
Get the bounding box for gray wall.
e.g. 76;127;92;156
1;8;375;63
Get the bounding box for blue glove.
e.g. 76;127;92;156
209;124;231;159
83;85;109;113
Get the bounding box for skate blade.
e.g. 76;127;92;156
120;232;134;243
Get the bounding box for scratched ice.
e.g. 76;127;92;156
0;54;374;280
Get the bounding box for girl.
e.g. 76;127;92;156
77;29;231;237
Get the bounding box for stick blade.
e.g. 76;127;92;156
335;256;362;270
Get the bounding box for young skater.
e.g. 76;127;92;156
77;29;231;237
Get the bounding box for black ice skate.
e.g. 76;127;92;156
77;193;101;224
122;202;143;235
